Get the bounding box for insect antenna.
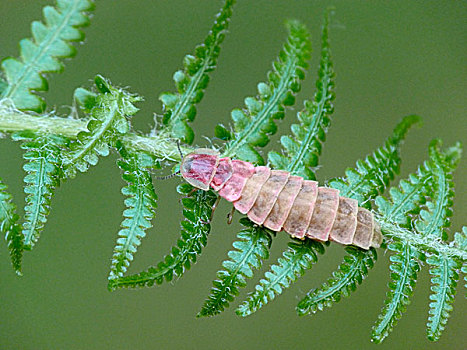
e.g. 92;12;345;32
155;171;180;180
154;140;184;180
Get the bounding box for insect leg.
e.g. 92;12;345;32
227;205;235;225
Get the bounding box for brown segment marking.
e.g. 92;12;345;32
306;187;340;241
329;197;358;245
247;170;290;225
283;180;318;238
234;166;271;214
263;176;303;231
218;160;255;202
371;219;383;248
352;207;374;250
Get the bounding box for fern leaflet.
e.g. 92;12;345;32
219;20;311;164
198;219;272;317
108;149;159;280
297;246;377;315
268;9;334;179
236;239;324;317
108;184;217;290
1;0;94;112
372;141;462;343
412;140;461;341
62;76;140;178
329;115;419;208
372;241;422;343
158;0;235;144
0;178;23;275
12;131;68;249
426;254;460;341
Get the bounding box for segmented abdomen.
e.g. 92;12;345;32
212;158;382;250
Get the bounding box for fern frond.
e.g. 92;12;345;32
376;140;461;227
220;20;312;164
63;76;141;178
268;9;334;179
198;219;272;317
12;131;68;249
426;254;460;341
411;140;462;341
1;0;94;112
296;246;377;315
296;116;419;315
371;240;423;343
414;140;460;241
236;239;324;317
158;0;235;144
108;150;158;280
0;178;23;275
329;115;420;208
108;183;217;290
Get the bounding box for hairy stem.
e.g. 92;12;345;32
0;109;192;162
378;218;467;261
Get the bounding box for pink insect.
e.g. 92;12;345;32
180;148;382;250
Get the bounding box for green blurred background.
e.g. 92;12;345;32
0;0;465;349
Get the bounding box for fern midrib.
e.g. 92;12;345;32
4;0;81;100
166;2;228;133
299;251;365;313
243;245;307;314
386;172;431;222
114;191;212;287
119;173;146;266
167;57;210;132
374;242;414;337
424;168;447;237
24;157;46;246
225;57;297;157
66;100;118;164
0;192;15;226
428;256;449;336
288;62;330;175
205;230;263;313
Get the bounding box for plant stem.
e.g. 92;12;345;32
378;218;467;261
0;109;191;162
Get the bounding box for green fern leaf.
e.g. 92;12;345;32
12;131;68;249
376;140;461;226
329;115;420;208
236;239;324;317
297;246;377;315
268;9;334;179
108;150;159;280
413;140;462;341
159;0;235;144
63;76;141;178
198;219;272;317
0;178;23;275
108;183;217;290
371;240;423;343
296;116;418;316
426;254;460;341
220;20;312;164
1;0;94;112
415;140;460;240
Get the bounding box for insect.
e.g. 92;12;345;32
180;148;382;250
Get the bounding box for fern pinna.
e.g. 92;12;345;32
0;0;465;345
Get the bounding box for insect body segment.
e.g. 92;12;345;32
180;149;382;249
